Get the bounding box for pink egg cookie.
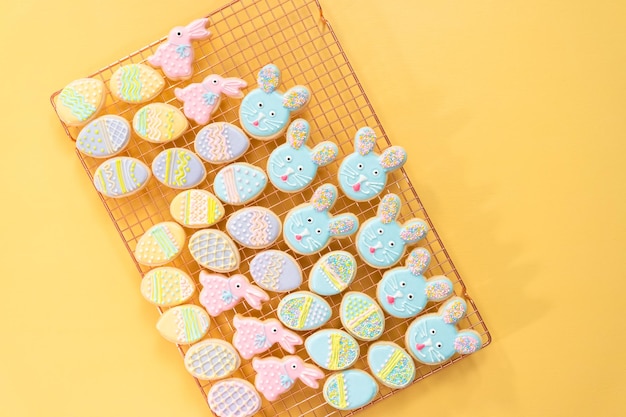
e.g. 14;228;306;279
232;315;303;359
198;271;269;317
252;355;324;401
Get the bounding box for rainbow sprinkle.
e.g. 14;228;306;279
329;218;356;235
407;247;431;275
443;299;466;324
282;87;309;110
325;254;355;282
312;184;335;211
378;194;400;224
454;334;480;354
257;64;280;93
425;281;452;300
399;220;428;243
379;146;407;169
287;119;309;148
355;127;376;155
311;142;338;166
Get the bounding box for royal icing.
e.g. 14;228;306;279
226;207;281;249
194;122;250;164
308;251;357;296
134;222;186;266
207;378;262;417
175;75;246;125
77;115;130;158
156;304;210;344
340;292;385;342
338;127;407;202
357;193;429;268
405;297;483;365
133;103;188;143
305;329;359;371
198;272;269;316
323;369;378;410
152;148;206;189
184;339;240;380
276;291;332;331
169;189;224;229
248;250;302;292
189;229;239;272
232;315;303;360
239;64;310;140
213;163;267;205
56;78;104;126
140;267;195;307
367;342;415;389
266;119;338;192
283;184;359;255
252;356;324;401
147;18;210;81
109;64;165;103
93;157;151;198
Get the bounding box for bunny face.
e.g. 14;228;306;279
283;184;359;255
167;18;210;44
239;64;310;140
267;119;338;192
356;194;428;268
338;127;407;202
406;298;482;365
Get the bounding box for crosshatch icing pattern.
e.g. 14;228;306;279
50;0;490;415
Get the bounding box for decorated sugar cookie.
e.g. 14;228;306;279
357;194;428;269
152;148;206;189
147;18;210;81
199;271;269;316
189;229;239;272
338;127;407;202
207;378;262;417
249;250;302;293
175;75;247;125
169;189;224;229
140;267;195;307
305;329;359;371
277;291;332;331
378;247;453;319
133;103;188;143
194;122;250;164
239;64;310;140
109;64;165;103
340;292;385;341
77;115;130;158
184;339;240;380
266;119;338;192
283;184;359;255
232;315;303;359
226;207;281;249
405;297;483;365
213;163;267;205
134;222;185;266
252;355;324;401
367;342;415;389
55;78;105;126
93;157;151;198
323;369;378;411
156;304;210;344
308;251;357;296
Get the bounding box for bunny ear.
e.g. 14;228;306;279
244;285;270;310
440;297;468;324
454;331;482;355
298;366;325;388
310;184;337;212
425;276;454;302
379;146;407;172
220;78;247;98
354;127;377;155
328;214;359;237
286;119;310;149
399;218;428;244
283;86;310;111
406;247;432;275
258;64;281;93
185;18;210;39
278;330;303;353
377;194;401;224
311;142;338;166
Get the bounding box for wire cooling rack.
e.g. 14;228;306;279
51;0;490;415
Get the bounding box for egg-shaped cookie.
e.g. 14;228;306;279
195;122;250;164
140;267;195;307
184;339;240;380
323;369;378;410
156;304;210;344
152;148;206;189
133;103;188;143
55;78;105;126
277;291;331;331
189;229;240;273
77;115;131;158
110;64;165;103
367;342;415;389
213;163;267;205
249;250;302;292
340;292;385;341
170;189;224;229
93;157;151;198
305;329;359;371
207;378;262;417
309;251;357;296
226;207;281;249
134;222;186;266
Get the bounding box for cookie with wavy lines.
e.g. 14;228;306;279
194;122;250;164
152;148;206;189
55;78;105;126
93;156;151;198
109;64;165;104
249;250;302;293
133;103;188;143
226;207;281;249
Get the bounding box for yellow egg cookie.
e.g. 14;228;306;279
170;189;225;229
156;304;210;344
135;222;186;266
109;63;165;103
133;103;188;143
55;78;105;126
140;267;195;307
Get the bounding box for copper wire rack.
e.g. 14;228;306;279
50;0;491;415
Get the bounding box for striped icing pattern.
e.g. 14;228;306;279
213;163;267;205
150;225;180;260
140;267;194;306
152;148;206;190
157;304;210;344
93;157;150;198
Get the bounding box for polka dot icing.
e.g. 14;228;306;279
367;342;415;389
213;163;267;205
277;291;332;331
55;78;105;126
305;329;359;371
152;148;206;189
308;251;357;296
249;250;302;293
340;292;385;341
109;64;165;103
134;222;186;266
194;122;250;164
93;157;151;199
156;304;210;344
207;378;261;417
226;207;281;249
169;189;224;229
184;339;240;380
77;115;130;158
140;267;195;307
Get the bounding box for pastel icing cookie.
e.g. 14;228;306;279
305;329;359;371
109;64;165;103
184;339;240;380
169;189;224;229
93;157;151;198
267;119;338;192
367;342;415;389
405;297;483;365
252;356;324;401
340;292;385;341
249;250;302;292
239;64;311;141
232;315;303;359
226;207;281;249
207;378;262;417
176;75;247;125
338;127;407;202
156;304;210;344
55;78;105;126
213;163;267;205
77;115;130;158
147;18;210;81
283;184;359;255
194;122;250;164
378;248;453;319
308;251;357;296
134;222;185;266
323;369;378;411
133;103;188;143
140;267;195;307
199;272;269;317
277;291;331;331
356;193;429;269
152;148;206;189
189;229;239;273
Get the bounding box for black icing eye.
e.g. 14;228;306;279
235;283;241;288
271;328;278;333
400;281;406;288
435;342;443;349
377;228;384;235
285;156;292;162
176;31;182;36
407;294;414;300
315;228;322;235
306;217;313;223
269;111;276;117
372;169;380;176
388;241;396;247
291;364;297;369
257;102;264;108
430;329;436;335
211;79;218;84
357;163;364;169
297;165;304;172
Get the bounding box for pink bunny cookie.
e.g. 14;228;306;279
148;18;210;81
252;356;324;401
175;74;247;125
199;271;269;317
232;315;303;359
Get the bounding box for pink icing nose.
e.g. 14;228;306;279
253;120;259;126
295;235;302;241
386;295;395;304
416;343;425;351
353;183;361;192
369;247;376;254
281;174;288;181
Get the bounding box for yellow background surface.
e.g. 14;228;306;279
1;0;625;416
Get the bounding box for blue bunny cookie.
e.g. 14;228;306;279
267;119;338;192
239;64;310;140
377;247;453;318
338;127;407;202
356;194;428;268
405;297;482;365
283;184;359;255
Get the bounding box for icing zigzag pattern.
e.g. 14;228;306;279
173;152;189;186
103;163;117;195
249;211;269;246
120;65;142;102
206;124;229;160
259;253;282;290
146;108;162;142
60;87;96;121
